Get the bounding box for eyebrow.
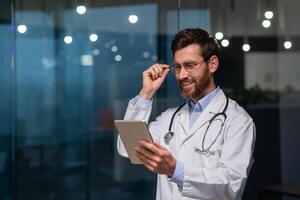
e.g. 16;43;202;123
173;60;196;64
183;61;196;64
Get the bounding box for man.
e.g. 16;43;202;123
117;28;255;200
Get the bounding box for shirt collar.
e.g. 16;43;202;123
186;87;220;112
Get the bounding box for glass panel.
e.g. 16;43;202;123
14;6;70;200
13;0;178;199
0;0;13;199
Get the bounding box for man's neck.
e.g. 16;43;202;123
191;84;216;103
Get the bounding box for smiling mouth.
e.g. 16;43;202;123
181;82;194;87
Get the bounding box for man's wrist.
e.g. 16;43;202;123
168;159;177;177
139;89;154;100
168;160;184;189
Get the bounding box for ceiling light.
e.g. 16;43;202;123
17;24;27;33
128;15;138;24
81;54;93;66
262;20;271;28
111;45;118;52
76;5;87;15
142;51;150;58
283;41;292;49
215;32;224;40
221;39;229;47
92;49;100;56
242;44;250;52
264;11;274;19
89;34;98;42
64;35;73;44
114;55;122;62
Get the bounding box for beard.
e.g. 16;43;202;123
177;66;211;101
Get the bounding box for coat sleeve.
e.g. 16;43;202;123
117;99;155;158
117;100;170;158
182;113;256;199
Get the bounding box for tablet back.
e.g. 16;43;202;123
114;120;153;164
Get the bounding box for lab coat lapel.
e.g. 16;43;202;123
177;103;189;135
186;90;227;140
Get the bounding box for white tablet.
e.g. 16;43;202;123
114;120;153;164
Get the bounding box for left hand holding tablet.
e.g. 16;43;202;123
134;140;176;176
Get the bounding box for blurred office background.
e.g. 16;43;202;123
0;0;299;199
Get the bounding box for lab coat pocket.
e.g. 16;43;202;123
194;143;223;169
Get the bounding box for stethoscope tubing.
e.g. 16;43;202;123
168;102;186;131
165;96;229;154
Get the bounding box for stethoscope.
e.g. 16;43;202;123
164;96;229;155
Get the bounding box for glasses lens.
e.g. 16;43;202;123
183;62;197;73
170;62;198;73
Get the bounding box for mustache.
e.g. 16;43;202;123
178;79;194;85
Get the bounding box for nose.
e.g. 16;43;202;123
177;67;189;80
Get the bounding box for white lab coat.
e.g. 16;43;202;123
117;89;256;200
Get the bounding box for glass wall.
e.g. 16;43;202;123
0;0;13;199
0;0;299;199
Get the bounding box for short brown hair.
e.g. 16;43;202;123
171;28;219;62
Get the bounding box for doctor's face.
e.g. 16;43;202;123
173;44;216;102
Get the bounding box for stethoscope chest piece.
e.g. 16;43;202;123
164;131;174;144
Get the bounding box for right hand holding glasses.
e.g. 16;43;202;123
139;63;170;100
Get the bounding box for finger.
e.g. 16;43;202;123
153;67;160;79
145;63;169;80
149;68;158;80
148;63;168;72
159;64;169;69
152;67;160;78
134;146;155;160
135;150;157;168
138;140;161;155
153;64;163;77
135;145;163;164
160;68;170;79
153;142;167;150
148;63;159;79
143;68;154;79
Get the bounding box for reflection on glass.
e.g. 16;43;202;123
128;14;138;23
17;24;27;33
0;6;13;199
64;35;73;44
0;0;297;199
76;5;87;15
14;2;160;199
89;33;98;42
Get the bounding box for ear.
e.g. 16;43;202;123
208;55;219;73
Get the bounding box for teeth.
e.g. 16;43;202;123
182;82;193;86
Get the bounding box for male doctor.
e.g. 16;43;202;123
117;28;256;200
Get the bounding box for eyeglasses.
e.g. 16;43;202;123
170;61;203;74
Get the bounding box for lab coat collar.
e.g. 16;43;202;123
186;87;220;114
177;89;227;140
